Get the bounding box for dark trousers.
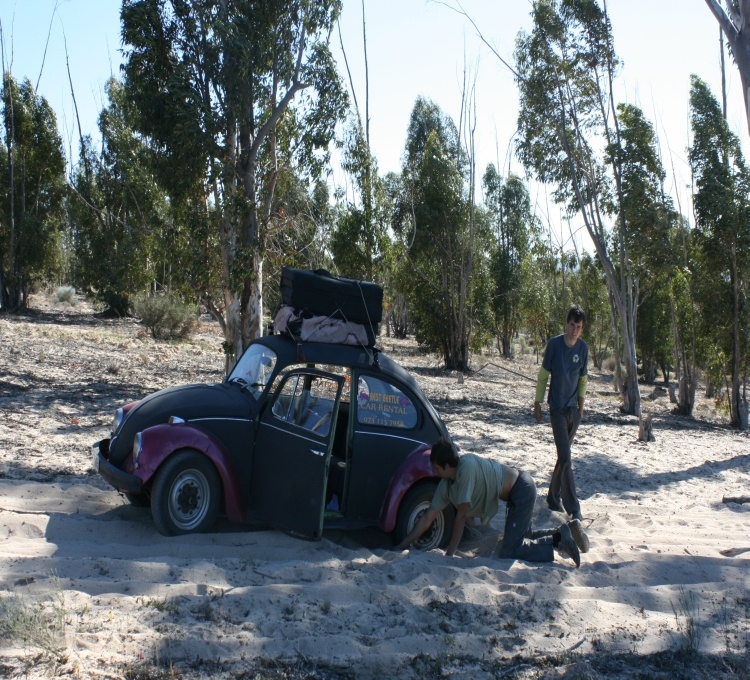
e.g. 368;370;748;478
548;406;582;519
499;471;554;563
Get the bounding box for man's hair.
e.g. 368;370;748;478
430;437;460;468
567;304;586;325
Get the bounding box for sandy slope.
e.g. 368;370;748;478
0;295;748;679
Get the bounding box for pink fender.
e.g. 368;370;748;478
126;423;245;523
379;443;436;532
121;401;139;416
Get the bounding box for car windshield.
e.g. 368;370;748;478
228;343;278;399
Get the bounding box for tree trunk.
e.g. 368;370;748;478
502;334;512;359
644;358;656;384
669;241;697;416
703;0;750;137
606;280;623;394
241;256;264;344
730;253;745;428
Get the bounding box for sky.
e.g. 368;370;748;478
1;0;745;251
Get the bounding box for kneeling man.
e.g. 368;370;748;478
395;438;588;566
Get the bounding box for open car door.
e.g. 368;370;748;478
250;369;344;539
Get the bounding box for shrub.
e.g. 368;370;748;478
0;588;67;656
132;293;197;341
55;286;76;305
603;355;619;373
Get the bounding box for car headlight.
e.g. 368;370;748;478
132;432;143;468
112;407;125;436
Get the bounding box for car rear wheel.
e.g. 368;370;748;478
151;450;221;535
394;481;455;550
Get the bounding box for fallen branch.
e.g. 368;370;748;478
722;496;750;504
719;547;750;557
473;361;535;383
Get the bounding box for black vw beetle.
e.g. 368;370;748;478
93;333;456;549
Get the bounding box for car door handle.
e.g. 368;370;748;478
311;449;326;457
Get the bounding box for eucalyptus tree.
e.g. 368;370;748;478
636;274;673;383
120;0;347;364
482;167;537;358
0;75;66;311
669;236;698;417
610;103;676;385
263;174;333;314
568;251;610;369
331;118;391;282
383;170;412;338
396;96;486;370
519;251;555;354
689;75;750;428
609;104;673;275
70;78;167;315
514;0;657;416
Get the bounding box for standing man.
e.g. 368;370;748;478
534;305;589;552
395;438;583;567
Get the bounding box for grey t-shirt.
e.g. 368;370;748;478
541;333;588;409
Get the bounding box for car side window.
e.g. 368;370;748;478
271;373;339;436
272;374;299;421
356;375;418;429
271;363;351;403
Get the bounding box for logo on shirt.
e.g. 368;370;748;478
572;354;580;363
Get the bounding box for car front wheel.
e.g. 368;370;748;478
394;481;455;550
151;450;221;536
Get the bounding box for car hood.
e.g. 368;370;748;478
109;382;256;464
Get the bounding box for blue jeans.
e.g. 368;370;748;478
548;406;582;519
499;471;554;563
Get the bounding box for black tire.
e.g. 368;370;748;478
124;492;150;508
394;481;455;550
151;450;221;536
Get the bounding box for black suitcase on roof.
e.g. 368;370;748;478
280;267;383;325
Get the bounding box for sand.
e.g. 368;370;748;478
0;294;748;678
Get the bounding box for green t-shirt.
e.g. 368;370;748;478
431;453;505;525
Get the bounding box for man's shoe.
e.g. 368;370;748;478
556;523;581;567
568;519;590;553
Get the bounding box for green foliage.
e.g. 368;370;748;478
264;174;334;316
514;0;673;416
519;253;553;350
515;0;618;216
331;119;391;283
132;292;197;340
637;273;674;382
55;286;77;305
120;0;349;353
568;252;611;367
609;103;675;273
70;79;166;316
395;97;489;369
483;167;537;357
0;75;67;311
670;262;698;415
689;75;750;427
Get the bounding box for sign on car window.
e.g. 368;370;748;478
356;375;417;429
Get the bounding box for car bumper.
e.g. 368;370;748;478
92;439;143;494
